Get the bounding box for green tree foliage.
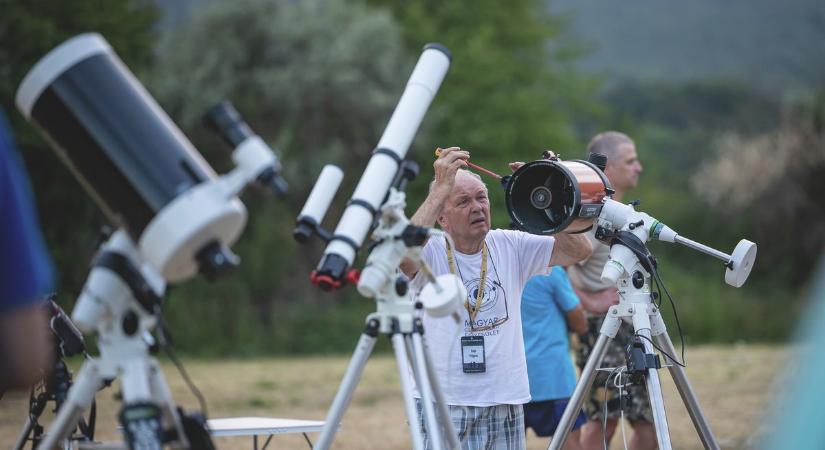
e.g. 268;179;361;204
693;88;825;284
0;0;158;295
147;0;411;354
597;80;802;343
368;0;599;227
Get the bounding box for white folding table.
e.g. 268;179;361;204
208;417;325;449
77;417;325;450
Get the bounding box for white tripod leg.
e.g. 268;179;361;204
419;331;461;450
651;313;720;450
632;306;672;450
548;314;622;450
38;361;105;450
146;359;190;448
314;320;380;450
392;332;425;450
410;332;444;450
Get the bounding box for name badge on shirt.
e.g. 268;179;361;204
461;335;486;373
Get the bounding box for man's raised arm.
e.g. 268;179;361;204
548;232;593;267
399;147;468;278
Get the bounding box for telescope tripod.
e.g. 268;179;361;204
314;297;460;450
38;231;213;450
14;358;97;450
548;256;719;450
313;184;462;450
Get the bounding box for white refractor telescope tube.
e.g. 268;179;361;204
314;43;451;283
297;165;344;228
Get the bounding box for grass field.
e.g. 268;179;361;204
0;345;788;449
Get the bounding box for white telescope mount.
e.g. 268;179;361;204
298;162;466;450
548;198;757;450
37;230;212;450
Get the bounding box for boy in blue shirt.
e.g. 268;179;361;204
521;268;587;449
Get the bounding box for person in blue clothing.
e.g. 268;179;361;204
0;106;55;393
521;267;588;450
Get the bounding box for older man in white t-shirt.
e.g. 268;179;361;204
401;147;592;450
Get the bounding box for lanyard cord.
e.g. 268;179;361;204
445;237;488;323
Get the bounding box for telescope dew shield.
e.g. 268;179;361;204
505;158;611;235
294;165;344;243
16;33;246;282
313;43;451;288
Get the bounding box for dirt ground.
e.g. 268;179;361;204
0;344;789;449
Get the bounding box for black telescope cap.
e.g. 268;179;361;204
423;43;452;61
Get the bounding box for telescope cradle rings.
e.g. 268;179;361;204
505;157;612;235
16;33;248;282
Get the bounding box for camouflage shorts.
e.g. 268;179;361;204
574;316;653;423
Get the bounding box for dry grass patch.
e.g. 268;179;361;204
0;345;787;449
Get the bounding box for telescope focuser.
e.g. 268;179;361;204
203;101;288;197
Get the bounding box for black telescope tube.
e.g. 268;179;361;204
16;34;217;240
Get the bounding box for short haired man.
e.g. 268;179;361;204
566;132;656;450
521;267;588;450
402;147;593;450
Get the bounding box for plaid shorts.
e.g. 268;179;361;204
415;399;526;450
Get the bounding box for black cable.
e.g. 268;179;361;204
603;371;611;450
652;273;664;309
651;267;686;365
154;305;209;418
632;333;685;368
303;432;314;449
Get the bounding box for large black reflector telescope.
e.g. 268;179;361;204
15;33;275;282
505;154;612;235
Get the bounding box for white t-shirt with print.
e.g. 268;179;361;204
410;229;555;406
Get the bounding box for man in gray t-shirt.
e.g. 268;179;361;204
566;131;657;450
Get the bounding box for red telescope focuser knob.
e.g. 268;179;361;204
310;271;342;291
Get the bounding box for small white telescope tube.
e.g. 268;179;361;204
294;165;344;243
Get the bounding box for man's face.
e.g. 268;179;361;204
605;142;643;191
438;172;491;244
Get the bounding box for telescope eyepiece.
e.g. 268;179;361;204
203;101;255;148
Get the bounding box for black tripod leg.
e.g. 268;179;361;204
13;391;49;450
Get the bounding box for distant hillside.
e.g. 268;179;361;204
550;0;825;96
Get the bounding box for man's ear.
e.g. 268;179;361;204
437;214;447;228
